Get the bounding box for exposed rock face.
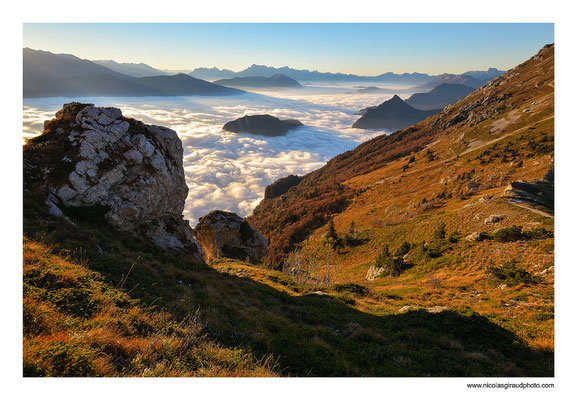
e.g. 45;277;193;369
223;115;303;137
26;102;203;260
194;210;267;263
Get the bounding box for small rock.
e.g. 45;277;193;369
466;232;484;242
123;149;143;164
305;291;328;296
484;215;503;224
466;181;480;191
427;306;448;313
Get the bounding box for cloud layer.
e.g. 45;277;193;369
23;83;415;225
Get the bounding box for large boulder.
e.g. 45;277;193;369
193;210;267;263
25;102;203;261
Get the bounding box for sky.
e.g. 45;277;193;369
23;23;554;75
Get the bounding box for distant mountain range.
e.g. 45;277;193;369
189;67;237;81
191;64;504;84
405;83;476;111
23;48;243;98
23;47;506;96
92;59;167;77
462;67;503;83
352;95;440;131
214;74;303;89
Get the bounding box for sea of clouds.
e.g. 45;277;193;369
23;83;416;225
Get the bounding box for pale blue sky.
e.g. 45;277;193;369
23;23;554;75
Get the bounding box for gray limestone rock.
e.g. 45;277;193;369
36;103;203;261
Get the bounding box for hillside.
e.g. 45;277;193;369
23;44;554;377
247;44;554;362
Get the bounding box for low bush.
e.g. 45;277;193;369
332;283;370;297
486;260;543;286
492;226;553;242
375;246;406;277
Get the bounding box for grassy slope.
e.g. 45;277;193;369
23;205;552;376
264;45;555;354
23;237;279;377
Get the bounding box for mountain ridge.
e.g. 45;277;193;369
23;48;243;98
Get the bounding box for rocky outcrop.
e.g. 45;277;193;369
502;161;554;215
24;102;203;261
193;210;267;263
223;114;303;137
365;265;385;281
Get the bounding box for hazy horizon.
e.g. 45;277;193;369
23;23;554;76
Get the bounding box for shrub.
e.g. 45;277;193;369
332;283;369;297
492;226;553;242
492;225;524;242
486;260;543;286
374;246;406;277
447;231;461;243
323;220;342;250
431;223;446;241
395;241;411;257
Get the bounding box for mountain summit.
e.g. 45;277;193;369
352;95;440;131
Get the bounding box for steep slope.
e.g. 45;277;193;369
249;44;554;268
247;44;554;362
352;95;440;131
405;83;476;111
